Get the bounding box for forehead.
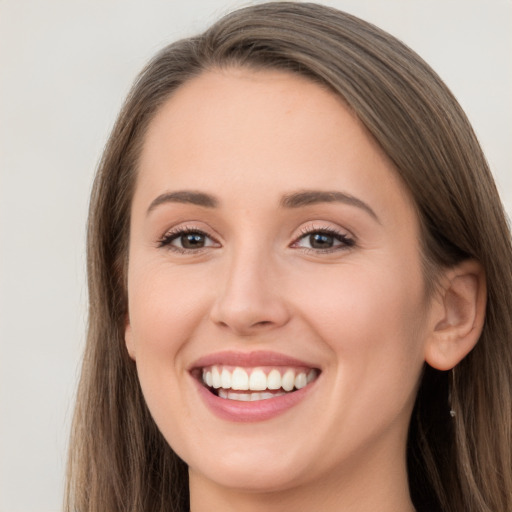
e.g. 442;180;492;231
135;68;417;225
140;68;352;167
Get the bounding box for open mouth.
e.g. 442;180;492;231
196;365;320;402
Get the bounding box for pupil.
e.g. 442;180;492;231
310;233;333;249
182;233;205;248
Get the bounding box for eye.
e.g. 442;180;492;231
292;227;355;252
157;227;220;252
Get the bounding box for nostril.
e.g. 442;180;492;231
253;320;272;327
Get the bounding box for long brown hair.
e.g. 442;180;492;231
65;3;512;511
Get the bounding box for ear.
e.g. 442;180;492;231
124;314;136;360
424;259;486;371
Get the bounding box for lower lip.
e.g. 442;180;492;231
194;378;317;422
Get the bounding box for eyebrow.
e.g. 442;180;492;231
146;188;379;222
147;190;218;214
280;190;379;222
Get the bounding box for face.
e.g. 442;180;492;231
125;69;435;494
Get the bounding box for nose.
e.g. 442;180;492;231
209;251;291;336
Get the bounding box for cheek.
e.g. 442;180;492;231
295;256;428;375
125;263;212;441
124;261;216;428
127;262;213;356
294;258;427;449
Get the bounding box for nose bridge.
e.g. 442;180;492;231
210;239;290;334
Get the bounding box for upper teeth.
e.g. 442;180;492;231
202;366;318;392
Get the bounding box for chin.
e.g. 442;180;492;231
181;434;316;493
191;457;308;493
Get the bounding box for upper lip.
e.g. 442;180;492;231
190;350;320;370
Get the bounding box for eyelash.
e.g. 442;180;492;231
292;226;355;253
157;226;219;253
156;225;355;254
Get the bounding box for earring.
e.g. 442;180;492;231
448;368;456;418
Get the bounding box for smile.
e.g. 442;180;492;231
190;351;321;421
201;366;319;401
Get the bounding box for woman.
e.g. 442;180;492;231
65;3;512;511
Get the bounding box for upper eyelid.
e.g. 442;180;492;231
159;222;218;238
298;225;347;236
294;222;354;239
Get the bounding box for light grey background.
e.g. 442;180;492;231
0;1;510;511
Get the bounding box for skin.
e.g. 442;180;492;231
124;68;484;511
